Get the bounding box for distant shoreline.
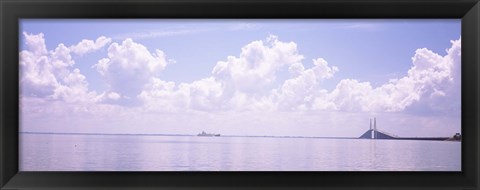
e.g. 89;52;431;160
19;131;457;141
20;131;359;139
20;131;193;137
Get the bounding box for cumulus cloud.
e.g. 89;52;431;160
20;32;95;102
212;35;304;94
311;58;339;79
19;31;462;138
403;38;461;114
70;36;112;56
93;38;172;105
315;38;461;113
137;78;189;112
22;32;48;55
134;35;460;115
273;58;339;111
20;32;461;117
134;35;308;112
20;49;58;97
325;79;373;112
186;77;224;111
51;68;96;102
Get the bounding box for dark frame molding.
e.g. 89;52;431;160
1;0;479;189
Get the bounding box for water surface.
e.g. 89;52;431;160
19;133;461;171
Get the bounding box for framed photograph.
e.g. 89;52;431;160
1;0;479;189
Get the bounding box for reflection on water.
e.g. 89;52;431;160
19;133;461;171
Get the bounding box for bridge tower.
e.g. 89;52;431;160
359;117;397;139
368;118;375;139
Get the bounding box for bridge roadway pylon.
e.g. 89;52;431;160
359;117;397;139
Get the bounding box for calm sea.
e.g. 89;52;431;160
19;133;461;171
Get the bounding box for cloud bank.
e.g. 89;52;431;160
18;32;459;137
20;33;461;118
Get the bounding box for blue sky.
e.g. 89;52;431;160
19;19;461;137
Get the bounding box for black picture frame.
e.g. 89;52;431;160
1;0;479;189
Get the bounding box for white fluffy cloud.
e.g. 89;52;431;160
21;32;461;116
20;49;58;97
212;35;304;94
137;78;189;112
199;35;307;111
186;77;224;111
20;32;96;102
19;31;462;138
22;32;48;55
130;35;460;115
137;35;307;111
273;58;339;111
129;36;308;111
316;38;461;113
93;38;171;105
403;38;461;114
70;36;112;56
